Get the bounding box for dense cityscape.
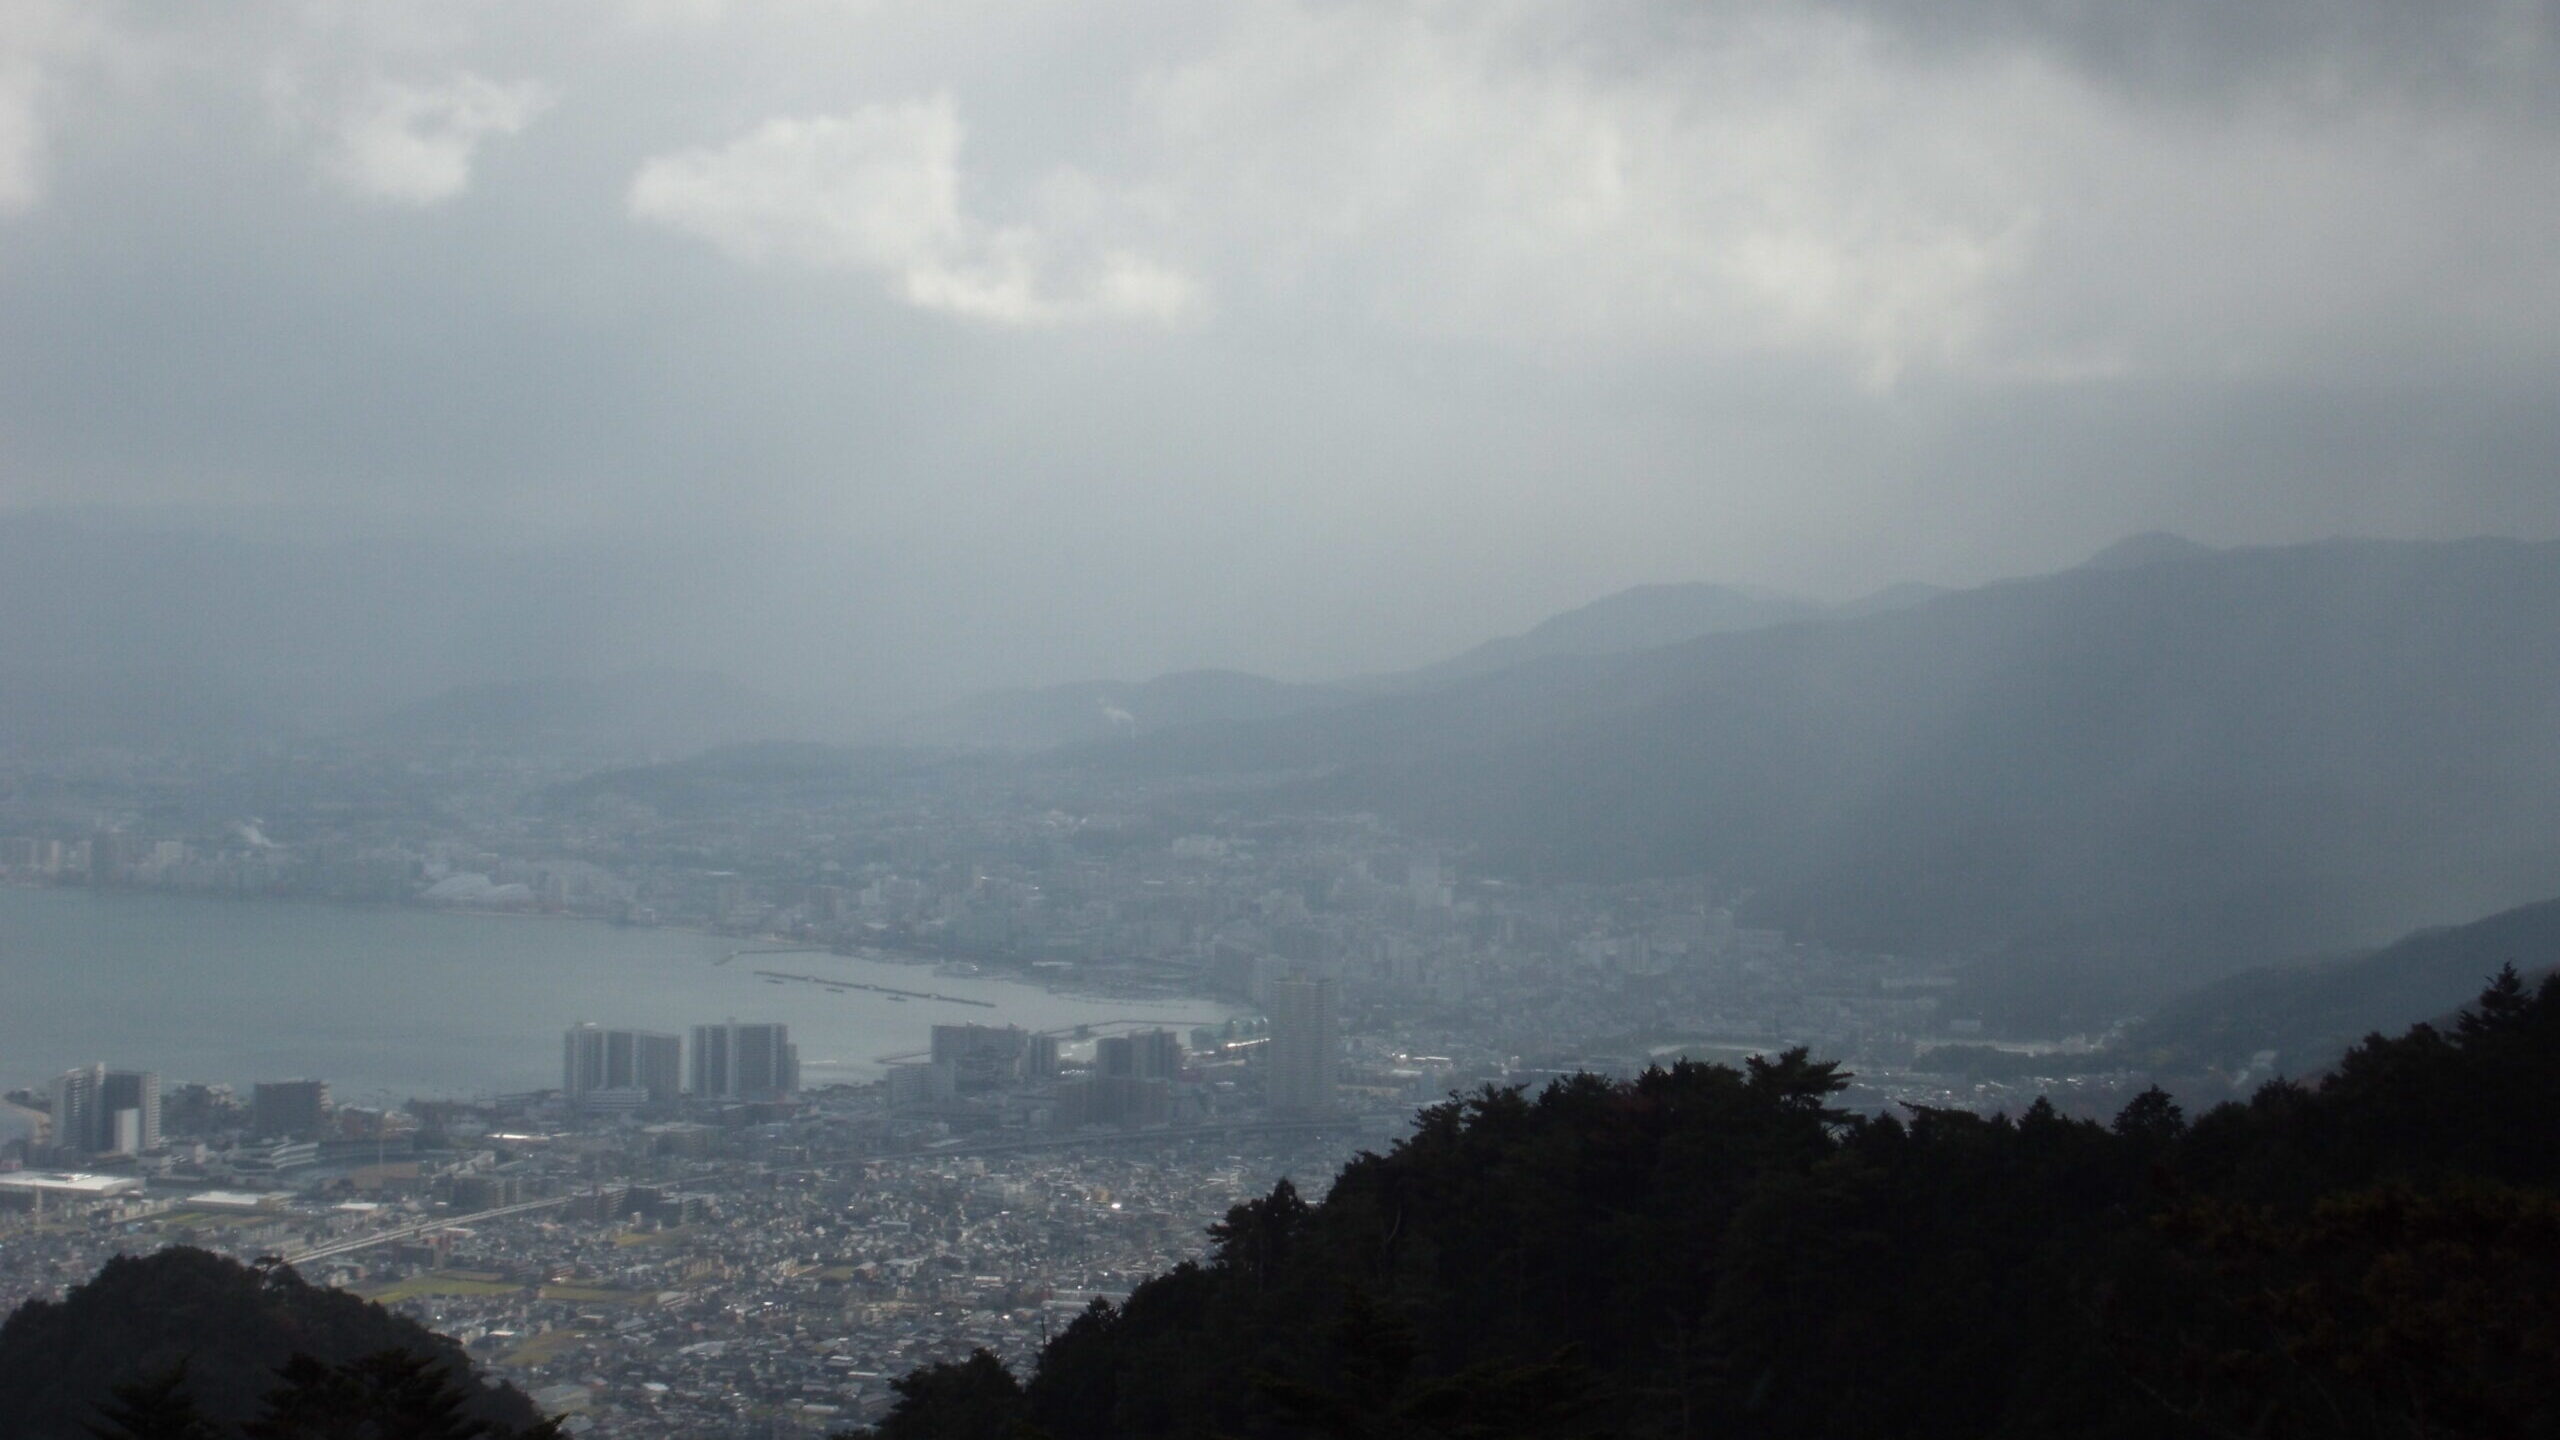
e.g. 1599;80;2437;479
0;738;2152;1436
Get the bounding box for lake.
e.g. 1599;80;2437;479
0;886;1231;1101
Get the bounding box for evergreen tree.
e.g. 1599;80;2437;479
846;1350;1032;1440
851;970;2560;1440
82;1362;221;1440
246;1349;562;1440
0;1250;550;1439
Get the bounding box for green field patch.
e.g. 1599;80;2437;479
537;1284;643;1305
611;1225;693;1248
153;1211;214;1227
360;1272;524;1302
500;1330;587;1368
155;1211;284;1233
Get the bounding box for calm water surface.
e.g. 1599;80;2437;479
0;886;1229;1099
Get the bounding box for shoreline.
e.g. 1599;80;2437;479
0;884;1241;1101
8;882;1236;1008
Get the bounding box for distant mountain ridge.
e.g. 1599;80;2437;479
1362;582;1828;690
2120;894;2560;1077
1837;579;1949;616
1087;536;2560;1025
0;505;1957;758
2080;530;2219;570
894;578;1943;751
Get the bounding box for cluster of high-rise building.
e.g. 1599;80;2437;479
1057;1025;1188;1127
47;1065;159;1157
248;1079;330;1140
14;1069;343;1164
880;999;1342;1130
562;1026;683;1107
1095;1028;1183;1082
560;1022;797;1110
928;1024;1062;1091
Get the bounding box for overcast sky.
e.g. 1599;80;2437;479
3;0;2558;701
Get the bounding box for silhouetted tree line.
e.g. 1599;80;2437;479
852;968;2560;1440
0;1249;554;1439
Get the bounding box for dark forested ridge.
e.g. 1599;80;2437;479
2116;894;2560;1077
0;1248;553;1439
857;970;2560;1440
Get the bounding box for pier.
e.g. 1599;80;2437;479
751;969;996;1008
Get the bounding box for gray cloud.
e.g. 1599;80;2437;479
627;94;1199;325
1818;0;2559;110
2;0;2557;706
306;71;555;206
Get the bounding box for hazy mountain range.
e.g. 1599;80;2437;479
13;508;2560;1035
801;529;2560;1031
0;507;1931;755
1357;581;1829;691
2116;894;2560;1078
1067;535;2560;1024
895;579;1941;749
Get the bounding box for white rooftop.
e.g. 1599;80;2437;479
0;1171;146;1197
187;1189;291;1211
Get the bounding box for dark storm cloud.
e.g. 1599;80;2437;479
0;0;2555;707
1824;0;2559;107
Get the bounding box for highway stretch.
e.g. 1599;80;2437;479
279;1120;1387;1263
281;1195;572;1265
888;1115;1383;1159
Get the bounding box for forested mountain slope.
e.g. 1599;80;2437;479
859;968;2560;1440
2119;893;2560;1076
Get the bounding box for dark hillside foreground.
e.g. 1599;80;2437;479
0;1248;555;1439
854;969;2560;1440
